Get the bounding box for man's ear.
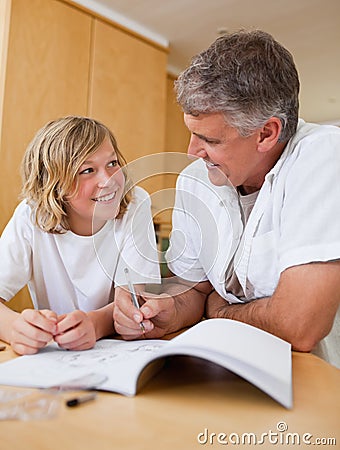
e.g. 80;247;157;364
257;117;282;153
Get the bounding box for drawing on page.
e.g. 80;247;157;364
53;341;164;367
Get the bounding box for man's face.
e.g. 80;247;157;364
184;112;265;192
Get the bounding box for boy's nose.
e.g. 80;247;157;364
96;170;112;188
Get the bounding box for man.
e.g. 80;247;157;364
114;30;340;368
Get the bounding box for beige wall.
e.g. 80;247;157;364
165;74;190;154
152;74;190;228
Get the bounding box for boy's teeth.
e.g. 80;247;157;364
95;192;115;202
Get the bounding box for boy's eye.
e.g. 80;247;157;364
108;160;119;168
79;167;93;175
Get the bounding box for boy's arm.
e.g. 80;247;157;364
0;300;19;344
87;302;116;339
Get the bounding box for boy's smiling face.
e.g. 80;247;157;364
65;137;125;236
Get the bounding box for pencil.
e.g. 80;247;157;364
124;268;146;334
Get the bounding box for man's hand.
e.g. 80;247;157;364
140;292;177;338
114;291;181;340
113;279;210;340
113;285;156;340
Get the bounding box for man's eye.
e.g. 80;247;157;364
79;167;93;175
205;138;218;144
108;160;119;167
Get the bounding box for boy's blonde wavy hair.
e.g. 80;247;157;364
20;116;132;234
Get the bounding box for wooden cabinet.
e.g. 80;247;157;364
89;18;167;196
0;0;92;311
0;0;168;311
0;0;91;232
165;74;190;154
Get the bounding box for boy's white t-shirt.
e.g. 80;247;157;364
0;187;160;314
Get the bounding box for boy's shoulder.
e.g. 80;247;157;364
1;200;35;241
11;200;32;221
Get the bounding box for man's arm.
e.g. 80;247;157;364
205;261;340;351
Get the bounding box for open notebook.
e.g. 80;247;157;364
0;318;292;408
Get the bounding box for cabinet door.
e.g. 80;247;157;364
89;19;167;195
0;0;92;232
0;0;92;311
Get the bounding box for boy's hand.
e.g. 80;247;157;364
54;310;96;351
10;309;57;355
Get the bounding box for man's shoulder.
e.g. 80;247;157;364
290;119;340;149
181;158;207;175
124;186;151;217
279;120;340;172
131;185;150;202
178;159;210;186
176;159;234;204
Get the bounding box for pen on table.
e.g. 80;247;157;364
66;392;97;408
124;267;146;334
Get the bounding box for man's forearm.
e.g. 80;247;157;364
205;262;340;352
162;277;211;330
206;291;271;332
205;291;311;350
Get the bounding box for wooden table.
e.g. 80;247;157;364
0;343;339;450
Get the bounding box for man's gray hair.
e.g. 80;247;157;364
175;30;300;142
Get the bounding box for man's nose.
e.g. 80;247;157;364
187;136;206;159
